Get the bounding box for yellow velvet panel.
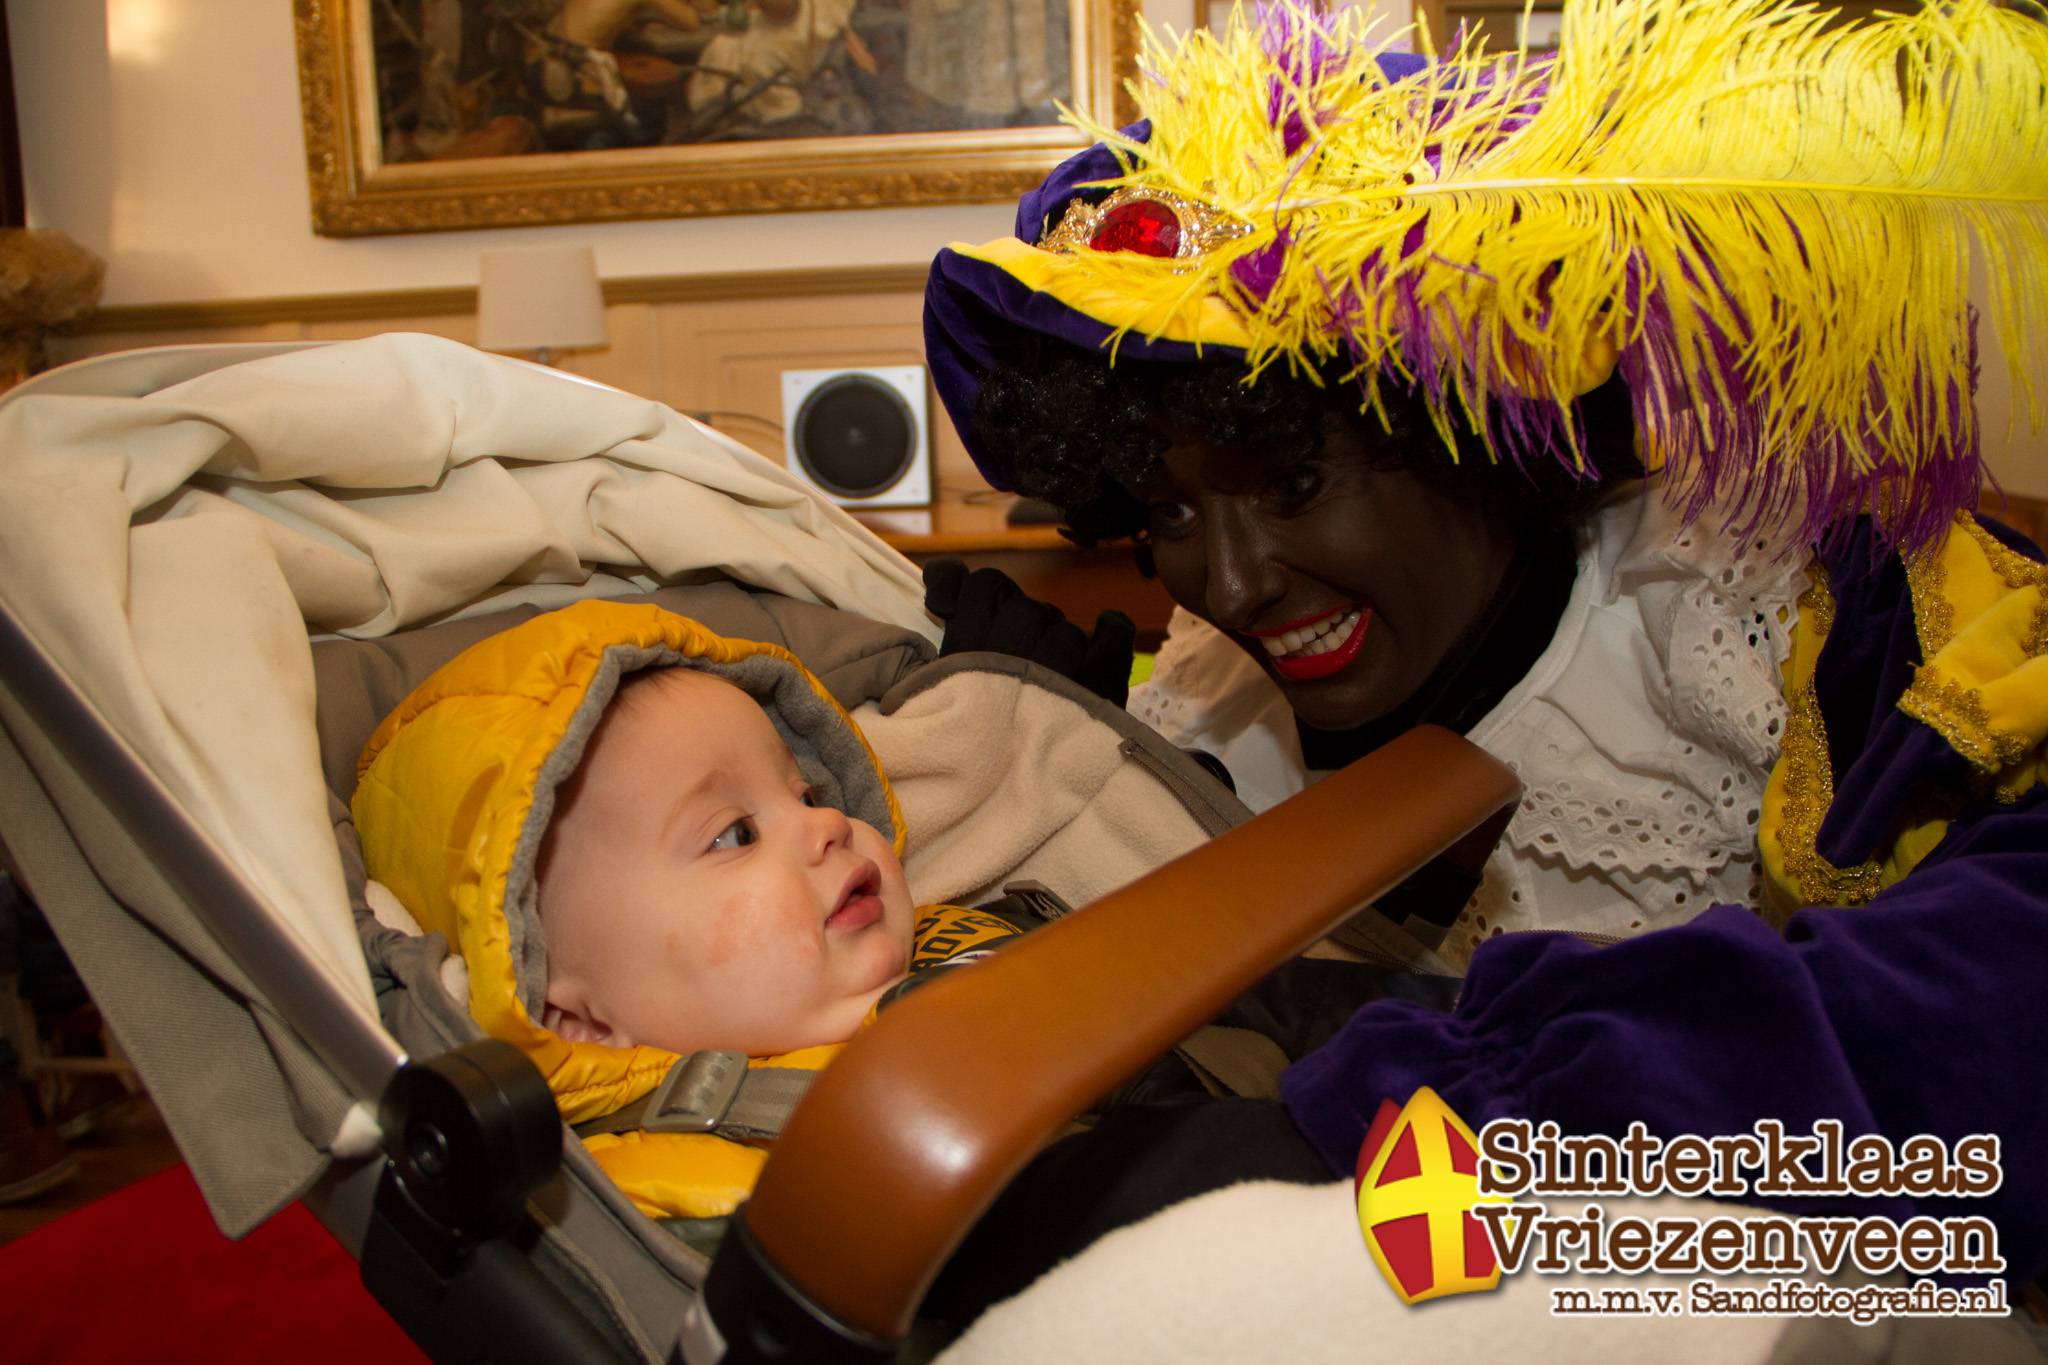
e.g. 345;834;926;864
1898;516;2048;782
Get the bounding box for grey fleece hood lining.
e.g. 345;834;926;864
502;642;897;1023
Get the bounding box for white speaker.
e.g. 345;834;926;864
780;366;931;509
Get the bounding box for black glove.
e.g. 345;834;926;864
923;558;1137;708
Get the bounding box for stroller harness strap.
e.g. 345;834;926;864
573;1051;814;1143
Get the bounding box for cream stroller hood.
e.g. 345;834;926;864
0;333;937;1228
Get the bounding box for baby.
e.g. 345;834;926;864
353;596;1428;1318
352;597;1036;1225
535;661;916;1059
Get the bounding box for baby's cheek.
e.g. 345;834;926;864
696;886;818;971
691;912;744;971
673;892;748;971
663;921;718;976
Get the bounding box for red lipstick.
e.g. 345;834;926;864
1269;608;1372;682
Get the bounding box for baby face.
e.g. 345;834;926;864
537;667;914;1057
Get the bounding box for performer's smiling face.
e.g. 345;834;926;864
1137;405;1520;733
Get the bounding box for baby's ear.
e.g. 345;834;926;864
541;991;619;1046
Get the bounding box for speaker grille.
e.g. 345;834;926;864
789;375;917;498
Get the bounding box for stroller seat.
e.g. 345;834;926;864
0;335;1522;1362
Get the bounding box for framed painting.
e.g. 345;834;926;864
295;0;1140;235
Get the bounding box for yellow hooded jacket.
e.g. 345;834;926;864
352;599;958;1219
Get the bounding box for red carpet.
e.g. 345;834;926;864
0;1164;429;1363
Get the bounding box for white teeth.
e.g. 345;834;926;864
1259;610;1360;659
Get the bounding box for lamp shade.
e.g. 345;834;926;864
476;245;608;356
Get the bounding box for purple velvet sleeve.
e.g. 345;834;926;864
1280;785;2048;1282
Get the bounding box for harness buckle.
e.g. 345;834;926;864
1000;879;1077;922
642;1051;749;1135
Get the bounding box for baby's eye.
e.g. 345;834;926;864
800;785;822;807
709;817;758;852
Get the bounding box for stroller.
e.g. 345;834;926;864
0;334;1513;1362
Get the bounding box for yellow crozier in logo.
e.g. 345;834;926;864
1354;1087;1508;1304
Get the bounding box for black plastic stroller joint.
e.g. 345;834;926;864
376;1039;560;1241
687;1212;899;1365
364;1039;625;1364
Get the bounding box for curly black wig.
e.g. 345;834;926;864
970;338;1641;551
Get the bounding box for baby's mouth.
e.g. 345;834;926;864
826;861;883;931
1249;605;1372;682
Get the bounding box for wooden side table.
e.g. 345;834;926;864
853;494;1179;650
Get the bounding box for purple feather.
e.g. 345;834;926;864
1258;2;1343;156
1231;234;1291;304
1613;255;1979;557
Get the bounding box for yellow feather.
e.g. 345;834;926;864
1055;0;2048;533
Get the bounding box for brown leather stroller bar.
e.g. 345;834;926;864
727;724;1518;1348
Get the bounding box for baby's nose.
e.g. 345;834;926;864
807;799;853;854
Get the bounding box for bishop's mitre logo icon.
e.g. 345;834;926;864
1353;1087;1509;1304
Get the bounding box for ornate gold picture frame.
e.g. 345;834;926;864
295;0;1140;236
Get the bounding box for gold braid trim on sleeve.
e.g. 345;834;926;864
1994;771;2039;806
1768;571;1888;910
1767;516;2048;909
1964;512;2048;661
1897;673;2036;773
1971;516;2048;800
1963;511;2048;593
1896;512;2048;781
1905;520;1956;659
